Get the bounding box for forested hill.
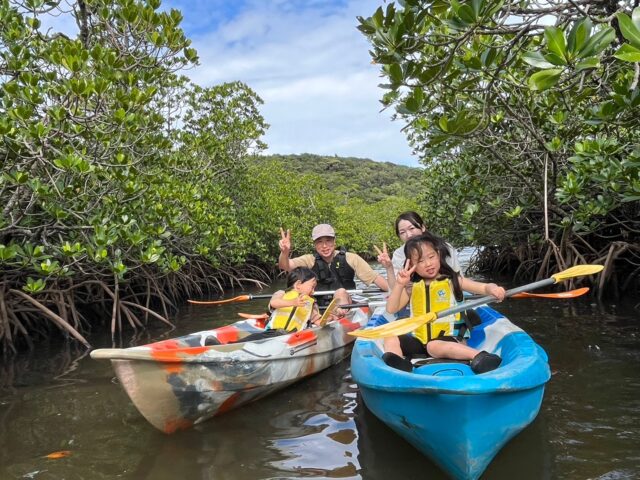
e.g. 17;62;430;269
257;154;422;202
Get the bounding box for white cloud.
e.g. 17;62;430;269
166;0;419;166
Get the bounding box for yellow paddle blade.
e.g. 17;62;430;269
349;313;437;339
551;264;603;283
318;298;339;327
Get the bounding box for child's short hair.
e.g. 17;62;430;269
286;267;317;288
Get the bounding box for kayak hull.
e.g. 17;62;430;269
91;310;368;433
351;305;550;480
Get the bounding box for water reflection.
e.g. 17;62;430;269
0;273;639;480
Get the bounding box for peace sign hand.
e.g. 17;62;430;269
373;242;392;268
396;259;416;287
279;227;291;254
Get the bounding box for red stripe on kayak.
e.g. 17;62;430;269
151;346;210;364
215;326;240;344
149;339;182;351
256;317;268;329
287;329;316;346
337;317;361;331
217;392;241;415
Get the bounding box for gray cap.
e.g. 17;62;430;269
311;224;335;241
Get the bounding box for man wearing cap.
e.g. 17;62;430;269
278;224;389;308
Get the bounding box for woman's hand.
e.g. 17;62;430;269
374;242;392;268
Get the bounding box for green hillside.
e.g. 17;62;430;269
257;153;423;203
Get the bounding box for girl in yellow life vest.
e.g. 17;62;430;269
266;267;322;332
383;233;507;374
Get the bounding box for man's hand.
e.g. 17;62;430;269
279;227;291;254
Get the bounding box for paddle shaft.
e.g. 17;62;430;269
252;287;382;301
346;286;586;308
432;278;556;321
468;287;588;300
189;287;383;305
339;301;386;309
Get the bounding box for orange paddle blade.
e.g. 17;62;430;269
512;287;589;299
45;450;72;459
238;312;269;320
188;295;251;305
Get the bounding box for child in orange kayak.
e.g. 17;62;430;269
383;232;506;374
266;267;322;331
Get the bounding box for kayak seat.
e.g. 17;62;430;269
413;361;474;377
411;357;471;367
203;336;221;346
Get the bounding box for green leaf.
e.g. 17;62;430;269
575;56;600;72
388;63;403;84
616;11;640;49
457;4;476;24
633;7;640;29
438;116;449;132
480;47;497;67
544;26;567;62
0;244;18;262
522;51;555;69
579;26;615;57
23;277;45;293
568;18;592;55
372;7;384;29
528;69;563;91
614;43;640;62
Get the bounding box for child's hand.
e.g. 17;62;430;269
309;312;322;325
396;260;416;287
291;295;309;307
374;242;392;268
279;227;291;253
486;283;506;301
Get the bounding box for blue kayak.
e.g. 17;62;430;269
351;305;551;480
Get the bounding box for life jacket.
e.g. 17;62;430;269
312;247;356;291
410;277;467;344
266;290;315;332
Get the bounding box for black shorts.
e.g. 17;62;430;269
315;294;333;308
399;334;462;358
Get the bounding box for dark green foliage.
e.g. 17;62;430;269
359;1;640;294
0;0;270;350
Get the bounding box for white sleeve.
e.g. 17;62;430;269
391;247;405;273
445;243;461;274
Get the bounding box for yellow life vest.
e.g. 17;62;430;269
410;278;464;343
266;290;315;332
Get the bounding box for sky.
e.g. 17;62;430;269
163;0;420;167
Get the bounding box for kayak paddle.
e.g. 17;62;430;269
318;298;340;327
512;287;589;299
340;288;589;310
188;287;383;305
349;264;603;339
238;312;269;320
